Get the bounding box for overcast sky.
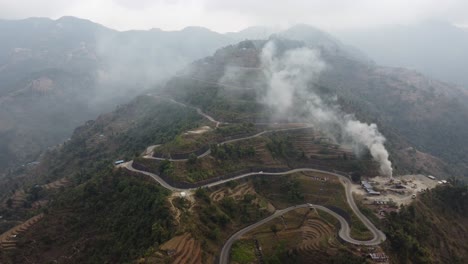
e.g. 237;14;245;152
1;0;467;32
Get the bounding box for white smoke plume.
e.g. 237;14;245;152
344;119;393;177
260;41;325;115
260;40;393;177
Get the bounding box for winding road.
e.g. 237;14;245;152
146;94;312;162
219;203;384;264
124;162;386;244
125;95;386;263
143;125;312;162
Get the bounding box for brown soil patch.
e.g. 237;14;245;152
246;209;341;262
210;183;256;202
43;178;71;190
160;233;202;264
0;213;44;250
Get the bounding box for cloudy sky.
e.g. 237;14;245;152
0;0;467;32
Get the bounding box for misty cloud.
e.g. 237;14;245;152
260;42;325;115
0;0;467;32
260;41;393;177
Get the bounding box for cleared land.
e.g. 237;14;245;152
232;208;343;263
0;214;44;251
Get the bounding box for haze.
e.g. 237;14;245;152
1;0;467;32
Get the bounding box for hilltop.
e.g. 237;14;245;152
0;23;467;264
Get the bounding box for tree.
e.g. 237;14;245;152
6;198;12;208
270;224;279;235
351;172;362;183
159;159;173;174
342;153;348;160
187;153;198;165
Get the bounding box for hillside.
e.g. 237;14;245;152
338;20;468;88
383;182;468;263
164;38;467;177
1;28;467;264
319;55;468;176
0;16;234;174
0;20;382;176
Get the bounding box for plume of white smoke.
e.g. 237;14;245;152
260;41;325;115
260;41;393;177
344;119;393;177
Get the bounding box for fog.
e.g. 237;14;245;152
1;0;467;33
1;1;466;175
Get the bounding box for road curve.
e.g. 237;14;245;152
130;95;386;260
143;125;312;162
150;95;223;127
123;162;386;245
219;203;382;264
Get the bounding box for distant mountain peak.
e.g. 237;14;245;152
181;26;215;33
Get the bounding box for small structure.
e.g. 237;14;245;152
166;249;176;256
180;192;187;198
427;175;436;180
362;181;381;195
368;252;389;262
114;160;125;165
395;183;406;189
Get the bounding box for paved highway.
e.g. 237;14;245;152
126;95;386;262
123;162;386;244
143;125;312;162
219;203;383;264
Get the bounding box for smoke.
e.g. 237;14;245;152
91;33;190;109
260;40;393;177
344;119;393;177
260;41;325;116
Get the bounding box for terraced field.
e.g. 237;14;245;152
0;214;44;251
42;178;71;190
4;177;71;209
239;209;342;262
159;233;203;264
230;208;342;263
297;219;334;255
6;190;26;208
210;182;255;202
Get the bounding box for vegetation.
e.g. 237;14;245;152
4;168;174;264
253;173;373;240
210;143;256;160
384;182;468;264
165;77;268;123
231;240;256;263
3;36;468;264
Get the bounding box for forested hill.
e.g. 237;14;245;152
165;38;468;178
384;181;468;263
0;16;233;174
0;37;467;262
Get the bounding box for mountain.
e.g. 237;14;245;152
0;38;467;263
317;49;468;176
337;20;468;88
1;19;377;176
278;24;372;63
166;38;468;177
0;16;235;174
2;16;467;179
226;26;277;40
